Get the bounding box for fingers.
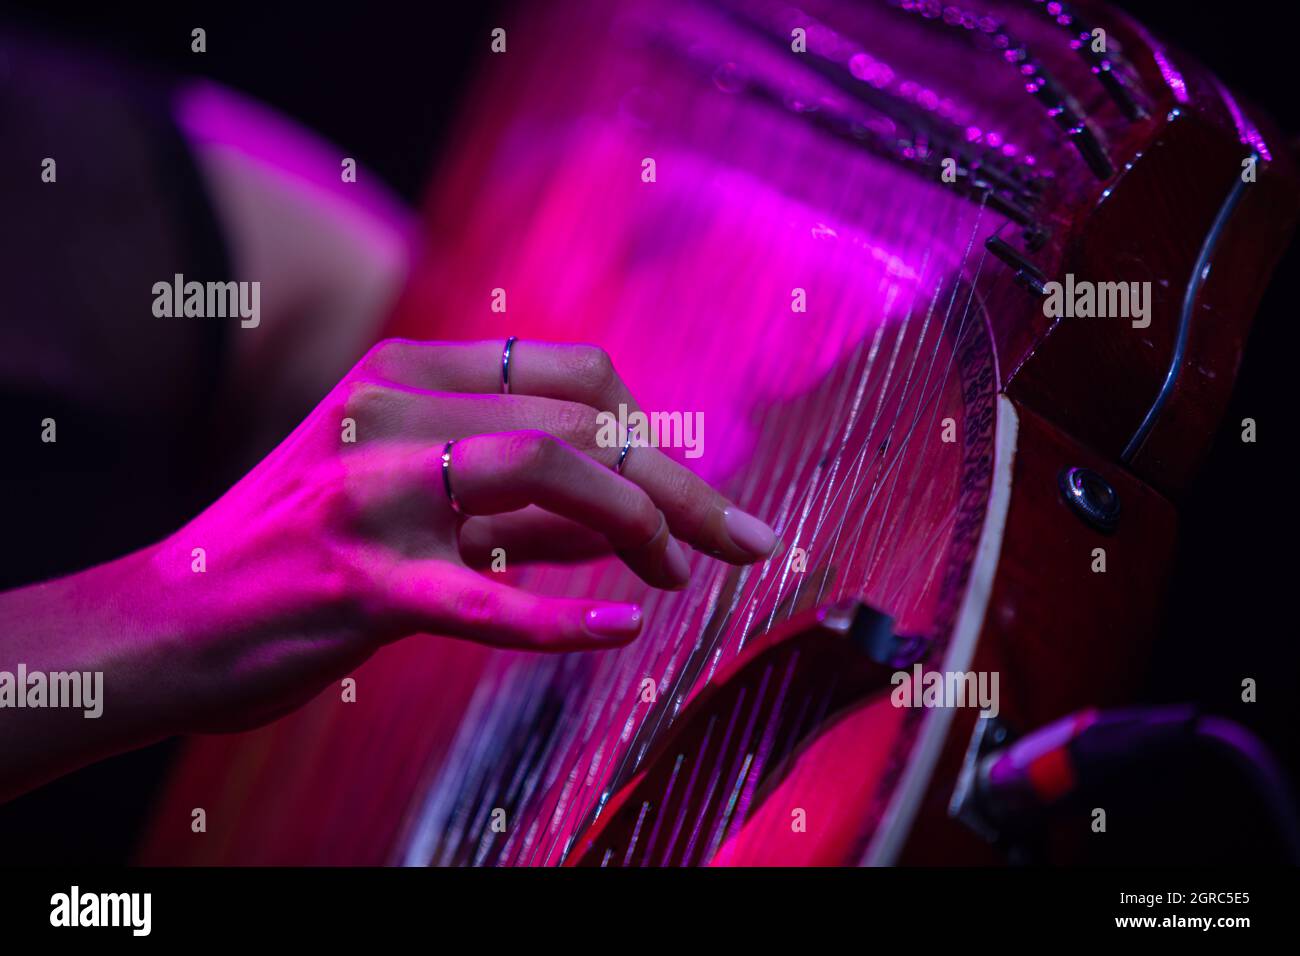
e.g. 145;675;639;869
358;338;639;413
616;444;778;563
447;432;692;590
384;561;642;652
459;508;612;567
345;385;603;449
337;438;688;589
502;339;642;414
341;382;778;563
446;397;778;564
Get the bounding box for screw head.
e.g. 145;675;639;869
1058;466;1121;533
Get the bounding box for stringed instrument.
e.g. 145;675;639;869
140;0;1298;866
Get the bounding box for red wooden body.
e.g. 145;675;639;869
140;0;1297;866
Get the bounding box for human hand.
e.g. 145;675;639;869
144;338;777;731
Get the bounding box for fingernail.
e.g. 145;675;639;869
664;537;690;587
585;604;643;639
722;507;777;558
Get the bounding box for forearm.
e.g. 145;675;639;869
0;547;185;803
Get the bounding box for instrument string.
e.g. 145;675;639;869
612;315;896;860
703;653;798;864
525;87;807;859
722;205;992;856
635;2;1001;862
592;240;889;858
723;123;940;645
595;221;972;863
743;198;973;638
717;200;989;861
809;277;938;611
553;106;987;868
531;125;796;860
859;244;990;596
420;0;1025;865
542;96;868;858
689;663;776;864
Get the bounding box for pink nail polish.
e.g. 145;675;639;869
585;604;643;638
722;507;777;558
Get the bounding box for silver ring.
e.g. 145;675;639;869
615;433;635;475
441;439;466;515
501;336;517;395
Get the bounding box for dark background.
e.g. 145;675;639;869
3;2;1294;206
0;1;1295;864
